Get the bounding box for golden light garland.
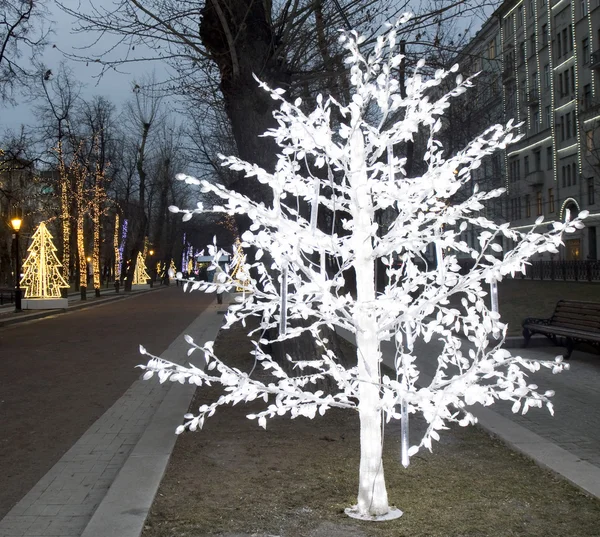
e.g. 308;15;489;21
132;251;150;284
20;222;70;298
230;238;249;291
56;141;71;283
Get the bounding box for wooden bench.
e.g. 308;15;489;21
522;300;600;358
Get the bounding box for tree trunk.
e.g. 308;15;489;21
200;0;286;206
350;128;389;516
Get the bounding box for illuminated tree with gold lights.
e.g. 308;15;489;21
132;251;150;284
21;222;70;298
230;239;249;291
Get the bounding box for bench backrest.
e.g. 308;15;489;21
550;300;600;332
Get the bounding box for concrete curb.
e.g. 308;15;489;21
0;288;162;328
474;406;600;499
80;301;225;537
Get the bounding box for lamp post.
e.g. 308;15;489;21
148;249;154;287
10;216;22;312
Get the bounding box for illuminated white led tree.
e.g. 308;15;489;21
132;252;150;284
140;18;586;521
21;222;70;298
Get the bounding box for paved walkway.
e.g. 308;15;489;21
0;291;599;536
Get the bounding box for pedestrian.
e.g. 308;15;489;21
214;263;226;305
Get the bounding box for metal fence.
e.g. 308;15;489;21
455;259;600;282
516;260;600;282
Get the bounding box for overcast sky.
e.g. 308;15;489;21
1;1;171;134
1;1;495;136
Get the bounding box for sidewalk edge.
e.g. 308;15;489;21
80;302;224;537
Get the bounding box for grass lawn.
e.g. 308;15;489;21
141;317;600;537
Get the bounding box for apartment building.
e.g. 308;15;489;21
459;0;600;260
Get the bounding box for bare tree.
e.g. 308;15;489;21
0;0;49;102
119;76;163;290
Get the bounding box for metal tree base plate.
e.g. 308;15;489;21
344;505;403;521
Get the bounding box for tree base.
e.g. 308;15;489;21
344;505;403;522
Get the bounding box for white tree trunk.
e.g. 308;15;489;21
350;128;390;517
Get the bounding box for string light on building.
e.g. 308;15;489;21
571;0;583;176
513;13;521;134
501;21;509;192
533;0;541;128
587;0;595;97
547;11;558;183
20;222;70;298
523;1;531;131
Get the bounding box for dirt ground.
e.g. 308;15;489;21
0;287;212;519
142;320;600;537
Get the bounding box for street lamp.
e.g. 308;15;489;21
148;249;154;287
10;216;22;312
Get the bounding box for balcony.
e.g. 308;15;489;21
502;67;515;84
590;50;600;69
527;88;539;106
526;170;545;188
580;93;600;113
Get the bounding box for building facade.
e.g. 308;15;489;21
460;0;600;260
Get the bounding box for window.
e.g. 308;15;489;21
589;178;595;205
524;155;530;175
542;25;548;46
533;109;540;133
519;42;526;64
544;64;550;87
526;194;531;217
530;33;536;53
534;149;542;170
587;130;594;152
557;32;562;57
558;72;564;96
529;0;535;14
545;105;552;127
564;69;570;96
565;113;572;139
547;145;553;169
488;39;496;59
560;117;565;141
518;5;523;26
562;166;567;187
573;110;577;137
537;192;543;215
571;66;575;93
549;188;555;212
583;84;592;110
563;28;569;52
583;38;590;64
567;164;572;186
582;0;588;16
573;163;577;185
